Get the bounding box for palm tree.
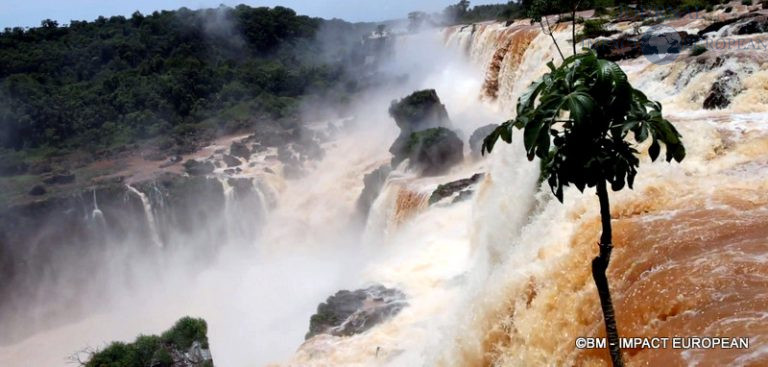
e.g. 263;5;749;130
482;50;685;367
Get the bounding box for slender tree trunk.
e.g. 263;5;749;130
572;2;579;55
541;15;565;61
594;181;624;367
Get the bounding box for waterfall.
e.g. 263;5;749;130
433;14;768;367
252;179;271;217
4;10;768;367
91;189;106;226
125;184;164;248
219;177;238;244
291;15;768;367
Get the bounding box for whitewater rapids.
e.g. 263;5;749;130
293;14;768;367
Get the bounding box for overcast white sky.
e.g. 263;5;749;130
0;0;505;29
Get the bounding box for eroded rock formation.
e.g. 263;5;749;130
306;285;407;340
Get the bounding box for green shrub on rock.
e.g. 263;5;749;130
83;317;212;367
394;127;464;176
388;89;451;132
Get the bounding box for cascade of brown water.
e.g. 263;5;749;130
440;8;768;367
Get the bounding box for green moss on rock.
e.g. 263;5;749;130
388;89;450;132
392;127;464;176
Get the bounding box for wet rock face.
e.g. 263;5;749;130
735;15;768;35
388;89;450;132
697;17;741;37
429;173;484;205
703;70;740;110
1;169;260;344
0;183;151;342
306;285;407;340
392;127;464;176
183;159;215;176
698;13;768;37
469;124;499;158
356;164;391;217
222;154;241;167
229;141;251;161
387;89;463;175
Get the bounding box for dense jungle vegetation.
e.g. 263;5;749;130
0;5;373;172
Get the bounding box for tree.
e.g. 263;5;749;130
443;0;471;23
524;0;567;60
482;50;685;366
0;4;370;157
40;19;58;28
408;11;427;33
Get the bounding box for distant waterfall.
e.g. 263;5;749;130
252;180;270;218
91;189;106;226
126;184;164;248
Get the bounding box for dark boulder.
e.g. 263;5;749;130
386;91;457;176
698;17;741;37
28;185;46;196
306;285;406;340
222;154;241;167
183;159;215;176
389;89;450;133
735;15;768;35
42;171;75;185
703;70;740;110
391;127;464;176
230;141;251;160
469;124;499;158
429;173;484;205
592;35;643;61
356;164;392;216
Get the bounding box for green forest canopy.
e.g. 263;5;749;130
0;5;373;159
